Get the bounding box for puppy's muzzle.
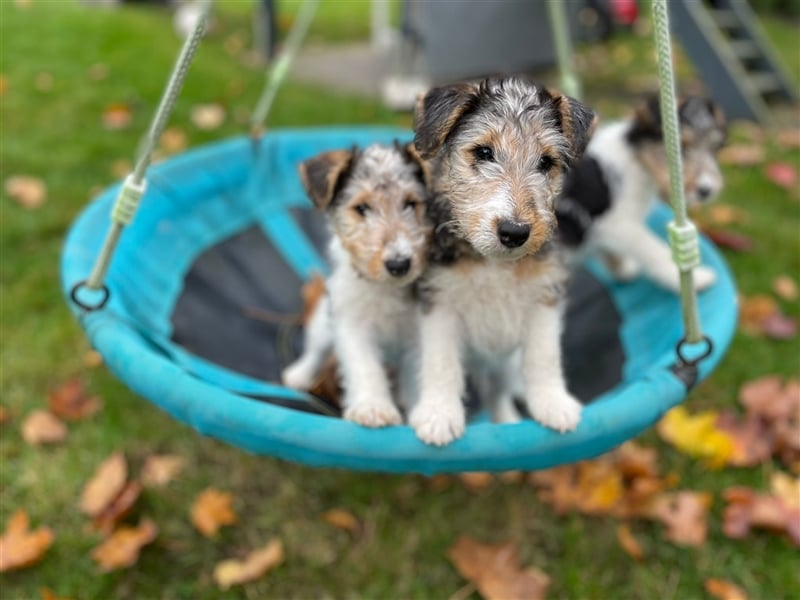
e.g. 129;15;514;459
697;185;714;201
497;220;531;249
384;257;412;277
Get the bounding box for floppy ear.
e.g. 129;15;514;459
626;94;664;146
413;82;480;159
553;93;597;163
298;148;355;210
398;141;432;188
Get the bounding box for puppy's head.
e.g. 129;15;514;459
628;94;727;205
414;77;595;260
299;142;431;285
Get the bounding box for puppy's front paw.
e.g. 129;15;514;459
281;361;315;390
409;402;466;446
527;389;582;433
343;396;402;428
693;266;716;291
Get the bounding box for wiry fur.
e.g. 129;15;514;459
409;77;595;446
556;95;727;292
281;143;432;427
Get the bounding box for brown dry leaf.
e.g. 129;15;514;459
0;510;54;572
80;452;128;517
773;275;798;301
702;228;754;252
761;312;798;339
739;375;790;421
91;518;157;571
616;523;644;561
657;406;734;469
775;128;800;150
499;471;525;484
646;491;712;547
707;204;750;226
21;410;67;446
615;441;659;479
159;128;188;154
447;535;550;600
718;144;765;167
190;488;237;537
715;412;774;468
213;538;284;590
459;472;495;492
322;508;360;533
40;588;73;600
705;578;749;600
4;175;46;209
92;481;142;535
301;273;326;325
723;473;800;546
738;294;796;339
102;103;133;130
190;103;226;130
140;454;185;488
48;378;102;421
0;405;10;425
427;474;453;491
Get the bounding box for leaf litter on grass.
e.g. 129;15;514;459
213;538;284;589
48;378;102;421
21;410;67;446
91;518;158;571
79;452;129;518
4;175;46;209
140;454;185;488
190;488;237;537
722;472;800;547
0;510;54;572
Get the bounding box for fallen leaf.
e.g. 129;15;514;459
499;471;525;484
80;452;128;518
657;406;734;468
718;144;765;167
447;536;550;600
0;405;10;425
739;294;795;338
616;523;644;561
646;491;712;547
92;481;142;535
774;128;800;150
4;175;46;209
0;510;54;572
459;472;495;492
40;588;73;600
159;128;188;154
48;378;102;421
426;474;453;491
102;103;133;130
723;472;800;545
213;538;284;589
83;350;103;368
761;312;797;340
715;412;773;467
739;375;794;422
615;441;659;479
707;204;750;225
705;578;749;600
702;228;754;252
190;103;226;130
91;518;157;571
773;275;798;301
765;162;798;190
140;454;185;488
21;410;67;445
322;508;360;533
190;488;237;537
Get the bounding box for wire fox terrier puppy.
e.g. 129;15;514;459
556;95;727;292
409;77;595;446
281;142;432;427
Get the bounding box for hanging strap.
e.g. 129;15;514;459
651;0;712;377
546;0;582;99
71;0;213;311
249;0;319;143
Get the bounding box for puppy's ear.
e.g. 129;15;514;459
298;148;355;210
552;93;597;163
400;141;432;188
413;82;480;159
626;94;664;145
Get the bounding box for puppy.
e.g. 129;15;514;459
281;142;431;427
556;95;727;292
409;77;595;445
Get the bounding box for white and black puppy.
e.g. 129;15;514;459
556;95;727;292
281;142;432;427
409;77;595;446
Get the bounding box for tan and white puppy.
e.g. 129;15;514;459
281;142;431;427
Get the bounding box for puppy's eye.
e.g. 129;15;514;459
353;203;371;217
403;197;418;211
473;145;495;162
537;155;554;172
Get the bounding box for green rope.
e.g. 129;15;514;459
85;0;212;291
547;0;582;99
249;0;319;139
651;0;703;344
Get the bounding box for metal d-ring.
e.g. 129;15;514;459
70;280;110;312
675;335;714;367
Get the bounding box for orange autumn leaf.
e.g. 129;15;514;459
616;523;644;561
48;378;102;421
773;275;798;301
21;410;67;446
0;510;54;572
79;452;128;518
159;127;188;154
190;488;237;537
4;175;46;209
459;471;495;492
705;578;749;600
657;406;734;468
91;518;157;571
322;508;360;533
447;535;550;600
102;103;132;130
92;481;142;535
213;538;284;589
714;412;773;468
644;491;712;547
40;588;73;600
140;454;185;488
0;405;10;425
190;103;226;131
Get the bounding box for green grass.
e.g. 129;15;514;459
1;2;798;599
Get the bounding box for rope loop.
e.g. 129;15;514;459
111;175;147;225
667;220;701;272
70;280;110;312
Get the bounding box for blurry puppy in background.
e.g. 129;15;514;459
281;142;432;427
556;95;727;292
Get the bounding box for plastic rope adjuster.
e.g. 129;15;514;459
111;175;147;225
667;220;701;273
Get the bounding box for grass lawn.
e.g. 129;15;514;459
1;1;798;599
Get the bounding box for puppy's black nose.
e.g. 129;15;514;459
385;257;411;277
697;186;713;201
497;221;531;248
